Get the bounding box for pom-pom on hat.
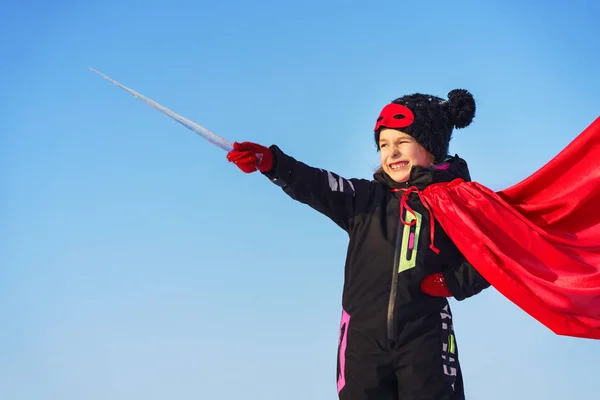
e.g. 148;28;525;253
374;89;476;162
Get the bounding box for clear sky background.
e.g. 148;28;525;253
2;1;600;399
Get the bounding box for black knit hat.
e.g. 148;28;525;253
374;89;476;162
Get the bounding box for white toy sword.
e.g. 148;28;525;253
89;66;234;152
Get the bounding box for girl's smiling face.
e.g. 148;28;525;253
378;128;434;183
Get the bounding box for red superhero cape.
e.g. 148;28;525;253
423;117;600;340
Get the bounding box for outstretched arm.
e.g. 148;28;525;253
227;142;370;232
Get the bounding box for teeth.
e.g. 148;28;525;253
390;162;408;170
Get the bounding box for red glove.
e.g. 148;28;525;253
421;272;452;297
226;142;274;173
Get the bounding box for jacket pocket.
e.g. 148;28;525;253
398;209;422;273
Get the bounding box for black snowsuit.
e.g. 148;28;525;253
263;145;490;400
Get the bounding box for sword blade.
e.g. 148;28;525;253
89;66;233;152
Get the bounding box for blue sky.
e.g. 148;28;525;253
2;1;599;399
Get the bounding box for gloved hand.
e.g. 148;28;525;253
226;142;274;173
421;272;452;297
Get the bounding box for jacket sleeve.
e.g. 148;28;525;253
442;257;491;301
262;145;370;232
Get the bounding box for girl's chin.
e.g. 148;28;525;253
389;171;409;183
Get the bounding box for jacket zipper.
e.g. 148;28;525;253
386;218;404;341
387;177;416;342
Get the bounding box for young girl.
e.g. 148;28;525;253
227;89;489;400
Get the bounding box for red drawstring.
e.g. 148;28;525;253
391;186;440;254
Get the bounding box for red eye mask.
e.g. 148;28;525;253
374;103;414;131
